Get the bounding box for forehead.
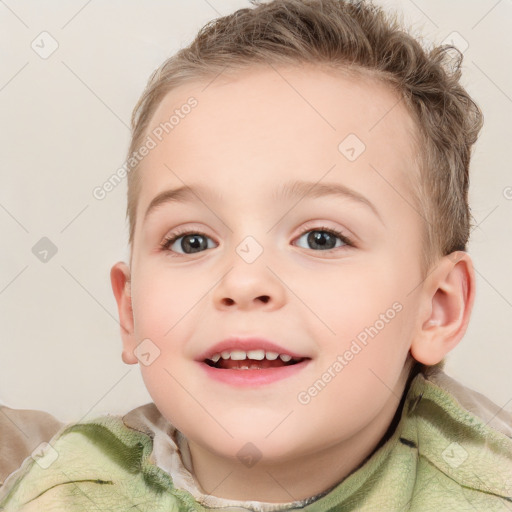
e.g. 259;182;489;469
136;64;420;221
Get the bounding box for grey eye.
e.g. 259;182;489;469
295;230;344;251
170;234;216;254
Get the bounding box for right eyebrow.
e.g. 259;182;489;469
143;184;220;223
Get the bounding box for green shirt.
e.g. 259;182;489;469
1;370;511;511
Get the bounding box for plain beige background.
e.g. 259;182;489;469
0;0;511;423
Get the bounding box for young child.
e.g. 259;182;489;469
1;0;511;510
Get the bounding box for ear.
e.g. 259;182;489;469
410;251;476;365
110;261;138;365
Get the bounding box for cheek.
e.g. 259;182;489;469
294;262;403;331
300;260;415;374
132;265;206;337
131;265;199;427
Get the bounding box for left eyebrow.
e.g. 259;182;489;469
273;179;384;225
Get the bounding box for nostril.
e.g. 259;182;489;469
220;296;270;305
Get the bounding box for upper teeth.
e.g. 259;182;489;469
209;350;294;363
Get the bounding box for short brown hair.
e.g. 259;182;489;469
125;0;483;276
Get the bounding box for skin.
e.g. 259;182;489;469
111;64;475;503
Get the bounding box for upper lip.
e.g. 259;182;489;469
196;337;310;362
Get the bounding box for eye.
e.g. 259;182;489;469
160;230;217;256
160;225;354;257
293;226;353;252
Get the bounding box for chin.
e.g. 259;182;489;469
197;429;304;465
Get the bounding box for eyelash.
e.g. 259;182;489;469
159;225;355;256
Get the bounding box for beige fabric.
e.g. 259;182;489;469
0;405;64;486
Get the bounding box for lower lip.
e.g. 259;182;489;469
197;359;311;387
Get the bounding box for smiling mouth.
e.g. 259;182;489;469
204;350;308;370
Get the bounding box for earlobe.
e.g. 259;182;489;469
110;261;138;365
410;251;475;366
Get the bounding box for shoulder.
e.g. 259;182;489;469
403;368;512;508
427;367;512;438
0;404;65;486
0;403;191;511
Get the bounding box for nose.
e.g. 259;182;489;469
212;255;287;312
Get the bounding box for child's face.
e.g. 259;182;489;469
114;65;430;465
